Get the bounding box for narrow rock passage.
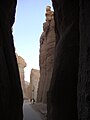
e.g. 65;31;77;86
23;101;42;120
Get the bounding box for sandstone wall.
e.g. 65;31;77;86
0;1;23;119
37;6;56;103
16;54;27;98
30;69;40;102
48;0;84;120
24;81;31;99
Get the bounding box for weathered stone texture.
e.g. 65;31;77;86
77;1;90;119
30;69;40;102
16;54;26;98
0;1;23;119
24;81;31;99
47;0;79;120
47;0;90;120
37;6;55;103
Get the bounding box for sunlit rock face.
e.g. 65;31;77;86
0;1;23;119
16;54;26;98
24;81;30;99
30;69;40;102
37;6;56;103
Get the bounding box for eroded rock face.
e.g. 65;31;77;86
30;69;40;102
37;6;55;103
0;1;23;119
16;54;27;98
48;0;90;120
47;1;79;119
24;81;30;99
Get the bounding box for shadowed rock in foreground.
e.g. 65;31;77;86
0;1;23;120
48;0;90;120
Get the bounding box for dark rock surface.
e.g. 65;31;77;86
78;1;90;119
47;0;90;120
48;0;79;120
0;1;23;120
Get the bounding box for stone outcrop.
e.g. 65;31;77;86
1;1;90;120
16;53;27;98
30;69;40;102
47;0;90;120
37;6;55;103
0;1;23;119
24;81;31;99
47;1;79;120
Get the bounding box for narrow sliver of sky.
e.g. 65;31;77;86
13;0;53;82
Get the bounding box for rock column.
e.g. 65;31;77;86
30;69;40;102
37;6;56;103
16;54;27;98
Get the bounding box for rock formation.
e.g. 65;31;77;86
1;1;90;120
16;54;27;98
47;0;90;120
30;69;40;102
47;1;79;119
24;81;30;99
0;1;23;119
37;6;55;103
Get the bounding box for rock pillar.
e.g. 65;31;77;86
37;6;56;103
16;54;27;98
30;69;40;102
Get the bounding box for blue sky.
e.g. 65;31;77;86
13;0;53;82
